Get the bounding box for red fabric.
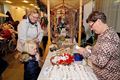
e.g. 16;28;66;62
1;29;12;39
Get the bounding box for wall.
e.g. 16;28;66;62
95;0;120;32
4;4;26;21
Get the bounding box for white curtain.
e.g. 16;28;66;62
83;1;93;40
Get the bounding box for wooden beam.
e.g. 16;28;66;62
78;0;82;46
65;3;78;10
43;0;51;61
47;0;51;45
51;4;77;12
51;3;63;9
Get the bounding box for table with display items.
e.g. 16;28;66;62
37;45;98;80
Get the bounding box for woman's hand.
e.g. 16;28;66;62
85;45;92;53
75;46;86;55
78;47;86;54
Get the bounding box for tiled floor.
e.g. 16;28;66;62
1;51;24;80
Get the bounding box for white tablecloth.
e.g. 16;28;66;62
37;50;98;80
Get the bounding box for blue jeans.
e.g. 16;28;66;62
24;57;40;80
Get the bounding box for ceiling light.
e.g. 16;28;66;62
5;0;12;4
30;4;34;6
34;6;40;9
34;6;38;8
22;0;29;3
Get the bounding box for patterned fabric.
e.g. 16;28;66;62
84;27;120;80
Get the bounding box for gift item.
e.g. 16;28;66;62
73;53;84;61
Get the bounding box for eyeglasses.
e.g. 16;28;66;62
90;22;95;28
90;20;97;28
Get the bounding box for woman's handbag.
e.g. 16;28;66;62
19;52;31;63
19;41;37;63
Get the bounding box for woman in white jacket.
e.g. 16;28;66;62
17;8;43;80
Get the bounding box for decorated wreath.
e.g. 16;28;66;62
50;53;74;65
